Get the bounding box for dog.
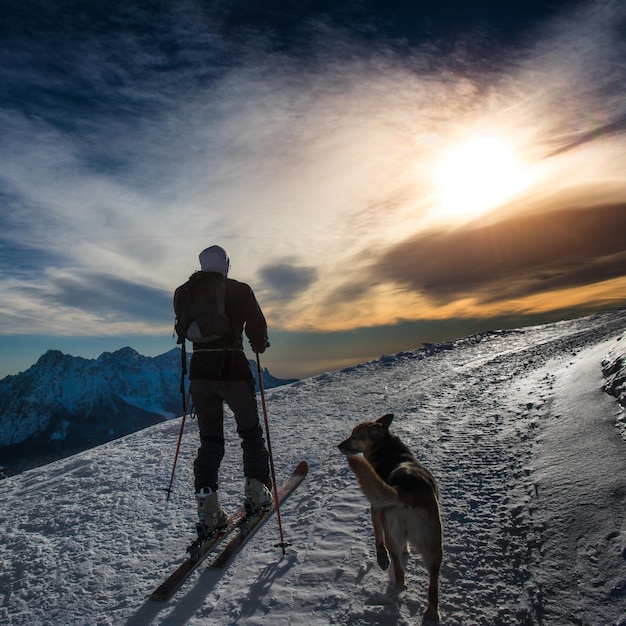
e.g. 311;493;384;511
338;413;443;621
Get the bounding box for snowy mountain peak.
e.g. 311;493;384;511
95;346;142;366
0;347;296;476
36;349;86;369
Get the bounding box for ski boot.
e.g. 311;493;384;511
244;477;272;514
195;487;228;540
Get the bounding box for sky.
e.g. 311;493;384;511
1;0;625;380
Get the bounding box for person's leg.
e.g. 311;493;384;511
190;379;225;492
190;379;229;533
220;379;270;484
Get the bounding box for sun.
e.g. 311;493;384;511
434;136;530;222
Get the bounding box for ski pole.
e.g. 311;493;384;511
165;388;192;501
256;352;290;554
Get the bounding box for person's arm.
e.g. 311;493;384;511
242;284;269;353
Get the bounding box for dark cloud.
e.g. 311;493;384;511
0;1;242;141
0;0;590;104
374;202;626;305
546;112;626;158
31;273;172;324
258;261;318;301
208;0;587;51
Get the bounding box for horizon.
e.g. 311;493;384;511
2;305;622;381
1;1;625;382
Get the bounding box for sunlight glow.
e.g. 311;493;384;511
434;136;531;221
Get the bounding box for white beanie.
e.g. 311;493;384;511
199;245;230;275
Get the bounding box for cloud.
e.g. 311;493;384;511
372;201;626;306
545;112;626;157
258;260;319;302
2;268;172;336
38;272;172;322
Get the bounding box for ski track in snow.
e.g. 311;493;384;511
1;311;625;625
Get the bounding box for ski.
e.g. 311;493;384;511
150;502;248;601
209;460;308;569
150;460;308;601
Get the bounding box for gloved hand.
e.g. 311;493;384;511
251;338;270;354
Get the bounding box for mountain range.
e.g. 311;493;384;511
0;347;296;477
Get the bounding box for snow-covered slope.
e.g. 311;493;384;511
1;309;625;625
603;330;626;412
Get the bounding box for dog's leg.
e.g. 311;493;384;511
387;545;406;591
376;543;390;571
381;515;406;591
422;519;443;621
423;562;441;621
370;507;389;570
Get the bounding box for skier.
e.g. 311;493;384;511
183;245;272;536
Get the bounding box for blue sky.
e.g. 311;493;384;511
1;0;625;380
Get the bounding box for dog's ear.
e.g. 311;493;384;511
368;413;394;439
377;413;394;428
368;423;387;439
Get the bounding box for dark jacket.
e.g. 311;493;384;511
189;277;268;381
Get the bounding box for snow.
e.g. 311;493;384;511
1;310;625;625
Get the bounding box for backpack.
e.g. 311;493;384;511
173;272;230;344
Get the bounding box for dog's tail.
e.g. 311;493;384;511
347;455;400;507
